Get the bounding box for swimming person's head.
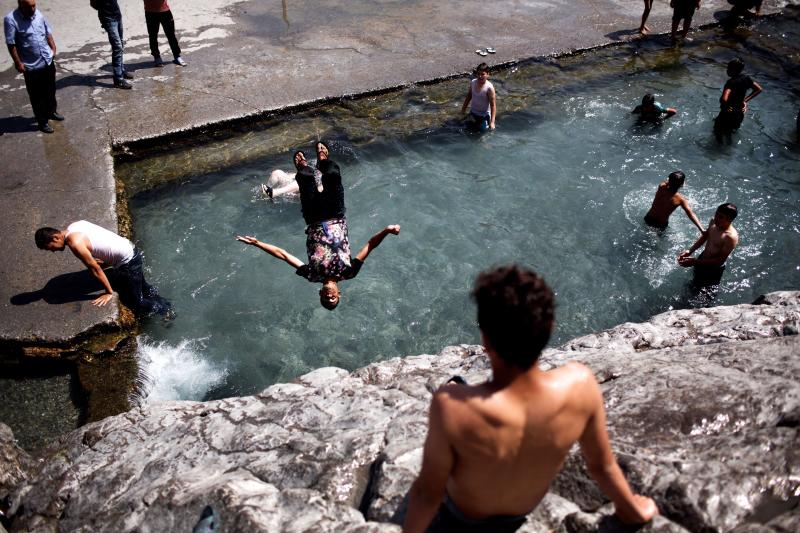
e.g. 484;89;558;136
474;62;489;80
667;171;686;192
714;203;738;227
641;93;655;107
35;227;65;251
319;280;340;310
472;265;555;369
727;58;745;77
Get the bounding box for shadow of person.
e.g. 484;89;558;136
55;73;115;90
0;115;39;134
10;270;103;306
605;28;640;41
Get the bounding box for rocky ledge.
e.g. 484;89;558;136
1;292;799;532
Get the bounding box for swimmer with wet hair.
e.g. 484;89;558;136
462;62;496;131
632;93;677;121
678;203;739;286
644;171;705;232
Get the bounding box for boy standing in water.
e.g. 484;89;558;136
404;265;658;532
632;94;677;122
678;203;739;286
644;171;705;232
714;58;763;136
462;62;496;131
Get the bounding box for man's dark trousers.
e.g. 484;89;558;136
23;61;57;127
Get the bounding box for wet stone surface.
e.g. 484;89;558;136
4;292;798;532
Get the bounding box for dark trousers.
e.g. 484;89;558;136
109;250;171;316
23;61;57;126
145;10;181;58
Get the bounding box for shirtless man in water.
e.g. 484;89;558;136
678;202;739;286
644;171;705;233
403;265;658;532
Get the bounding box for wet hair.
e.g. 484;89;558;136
667;171;685;192
642;93;655;106
475;62;489;75
472;265;555;369
320;294;339;311
35;227;60;249
716;202;738;221
727;58;745;76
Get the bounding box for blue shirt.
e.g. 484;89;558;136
4;9;53;70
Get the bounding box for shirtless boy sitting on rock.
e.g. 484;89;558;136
403;265;657;532
678;202;739;286
644;170;705;232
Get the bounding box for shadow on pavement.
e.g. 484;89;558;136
10;270;103;306
0;115;38;134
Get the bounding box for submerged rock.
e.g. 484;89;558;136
5;292;800;532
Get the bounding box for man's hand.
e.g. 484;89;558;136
617;494;658;524
14;61;24;73
386;224;401;235
677;252;695;267
490;122;496;130
92;293;114;306
236;235;259;246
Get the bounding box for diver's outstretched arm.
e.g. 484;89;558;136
354;225;401;262
236;235;304;268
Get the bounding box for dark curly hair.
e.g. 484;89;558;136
472;265;555;369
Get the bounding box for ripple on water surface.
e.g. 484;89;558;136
124;16;800;402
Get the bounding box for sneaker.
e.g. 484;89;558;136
114;79;133;90
122;71;134;80
173;56;187;67
38;122;54;134
50;112;65;121
154;56;164;67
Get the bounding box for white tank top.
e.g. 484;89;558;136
66;220;134;268
470;79;493;117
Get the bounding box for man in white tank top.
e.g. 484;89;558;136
35;221;171;316
461;62;497;131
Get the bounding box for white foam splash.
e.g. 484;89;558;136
136;336;227;403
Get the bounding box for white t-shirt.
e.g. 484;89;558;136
470;79;494;117
66;220;134;268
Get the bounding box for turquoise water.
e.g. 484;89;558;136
127;16;800;401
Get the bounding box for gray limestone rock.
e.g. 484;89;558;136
6;292;800;532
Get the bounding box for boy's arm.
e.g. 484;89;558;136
664;107;677;118
461;84;472;113
744;81;763;108
67;235;115;306
236;236;304;268
679;198;705;234
578;370;658;524
677;226;709;265
489;86;497;129
403;391;455;533
354;225;400;263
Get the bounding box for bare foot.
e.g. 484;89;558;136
294;151;307;170
639;25;650;35
316;142;329;161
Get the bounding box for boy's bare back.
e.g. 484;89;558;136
437;362;601;518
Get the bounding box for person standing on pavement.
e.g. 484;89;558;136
92;0;133;89
4;0;64;133
144;0;186;67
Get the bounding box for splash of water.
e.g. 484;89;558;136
136;336;227;403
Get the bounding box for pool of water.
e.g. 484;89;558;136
125;15;800;402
